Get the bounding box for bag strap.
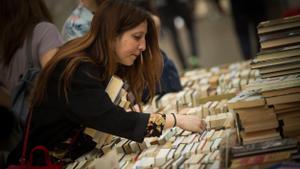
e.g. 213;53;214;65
20;108;33;164
25;31;34;69
19;32;34;164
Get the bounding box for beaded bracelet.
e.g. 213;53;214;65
171;113;177;127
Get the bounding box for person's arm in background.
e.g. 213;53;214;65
61;2;94;41
40;48;59;67
35;22;64;68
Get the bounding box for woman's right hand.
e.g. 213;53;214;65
176;114;207;132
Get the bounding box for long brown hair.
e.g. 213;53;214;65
31;0;162;106
0;0;52;65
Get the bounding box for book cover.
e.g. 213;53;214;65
105;75;124;102
258;15;300;29
258;15;300;34
241;129;281;145
260;35;300;50
246;74;300;92
273;101;300;110
258;61;300;74
228;91;265;109
251;55;300;69
260;69;300;78
231;151;292;168
265;92;300;105
243;120;279;133
254;45;300;62
231;138;297;158
259;28;300;42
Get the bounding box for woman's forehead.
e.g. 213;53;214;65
127;21;148;33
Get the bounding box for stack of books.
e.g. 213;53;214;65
226;15;300;168
251;45;300;78
252;15;300;78
228;90;280;144
257;15;300;51
230;138;298;168
246;75;300;138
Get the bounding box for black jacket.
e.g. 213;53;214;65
8;60;150;164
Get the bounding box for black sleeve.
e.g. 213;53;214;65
64;63;150;143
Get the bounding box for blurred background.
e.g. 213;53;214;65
46;0;300;73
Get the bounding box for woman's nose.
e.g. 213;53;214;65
138;39;146;51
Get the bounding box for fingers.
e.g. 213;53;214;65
196;120;206;133
200;119;207;131
179;115;207;133
190;117;206;133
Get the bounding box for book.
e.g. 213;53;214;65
105;75;124;103
243;120;279;133
228;90;265;109
277;110;300;120
251;55;300;69
261;68;300;78
231;138;298;158
258;61;300;74
258;21;300;35
246;74;300;92
257;15;300;34
273;101;300;110
262;86;300;97
230;151;292;168
265;92;300;105
239;111;277;127
260;35;300;50
235;106;272;116
259;28;300;42
274;107;300;114
258;15;300;28
254;45;300;62
282;116;300;137
241;129;281;145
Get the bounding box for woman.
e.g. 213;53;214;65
8;0;206;165
1;0;63;167
0;0;63;93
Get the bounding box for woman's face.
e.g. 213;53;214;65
115;21;147;66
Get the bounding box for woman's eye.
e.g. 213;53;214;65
133;35;142;40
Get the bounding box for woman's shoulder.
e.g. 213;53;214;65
53;59;106;87
55;58;104;77
34;21;59;32
78;61;102;74
32;21;63;43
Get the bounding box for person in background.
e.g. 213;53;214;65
231;0;268;60
0;0;63;167
133;0;183;102
61;0;105;41
0;0;63;93
155;0;200;69
7;0;206;166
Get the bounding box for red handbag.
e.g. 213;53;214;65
7;110;63;169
